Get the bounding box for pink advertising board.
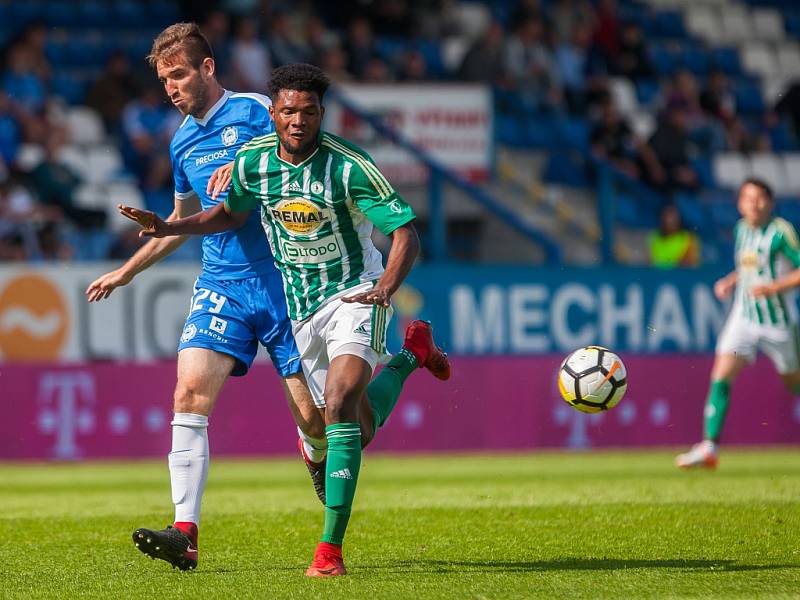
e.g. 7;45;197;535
2;356;799;460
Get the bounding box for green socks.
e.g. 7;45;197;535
321;423;362;545
366;348;418;428
703;380;731;443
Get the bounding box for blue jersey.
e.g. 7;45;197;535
169;90;277;280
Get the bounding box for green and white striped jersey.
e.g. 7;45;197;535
226;131;416;321
733;217;800;326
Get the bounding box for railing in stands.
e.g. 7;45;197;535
328;87;562;263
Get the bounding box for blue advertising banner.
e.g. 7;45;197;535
391;266;735;355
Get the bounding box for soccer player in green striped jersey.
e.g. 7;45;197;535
677;178;800;469
120;63;451;577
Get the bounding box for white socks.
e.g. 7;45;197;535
298;425;328;464
169;412;209;525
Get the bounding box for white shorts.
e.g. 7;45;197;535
716;313;800;374
291;281;394;408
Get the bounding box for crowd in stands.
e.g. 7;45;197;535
0;0;797;264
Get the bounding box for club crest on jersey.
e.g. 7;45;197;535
271;197;330;235
740;250;758;269
311;181;324;194
221;126;238;147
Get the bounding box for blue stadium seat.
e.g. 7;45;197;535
147;1;180;28
558;118;589;154
711;47;743;76
691;157;715;189
52;72;86;104
735;82;766;114
112;1;148;28
709;198;740;230
675;192;711;234
543;152;588;187
635;79;661;107
649;44;676;75
681;47;710;76
777;200;800;225
413;39;446;78
9;2;44;27
653;11;687;39
375;37;407;63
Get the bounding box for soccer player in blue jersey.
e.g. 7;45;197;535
85;23;325;571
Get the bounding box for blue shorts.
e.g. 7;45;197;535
177;271;301;377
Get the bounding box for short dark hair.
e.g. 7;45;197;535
741;177;774;201
268;63;331;103
147;22;213;69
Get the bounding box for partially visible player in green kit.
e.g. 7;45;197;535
119;63;451;577
677;178;800;469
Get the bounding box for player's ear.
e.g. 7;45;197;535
202;57;215;79
268;104;275;121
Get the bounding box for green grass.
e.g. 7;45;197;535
1;449;799;599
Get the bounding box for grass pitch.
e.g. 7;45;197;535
1;449;799;599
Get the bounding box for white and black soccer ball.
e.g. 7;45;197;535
558;346;627;414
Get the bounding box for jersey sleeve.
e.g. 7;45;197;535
170;143;195;200
225;151;260;213
777;219;800;267
347;158;415;235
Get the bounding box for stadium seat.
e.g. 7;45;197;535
675;193;711;234
751;8;785;41
16;143;45;171
783;154;800;194
55;143;90;180
452;2;491;39
85;146;124;184
709;198;741;229
609;78;639;115
721;7;751;43
66;107;105;146
441;37;469;72
777;200;800;223
711;47;743;76
749;153;789;195
741;42;778;79
713;153;750;190
686;7;721;44
691;157;715;189
735;82;766;114
653;10;687;38
776;42;800;77
630;111;656;139
635;79;661;107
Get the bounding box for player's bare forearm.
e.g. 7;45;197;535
160;202;247;236
342;223;419;306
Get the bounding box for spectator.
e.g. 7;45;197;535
504;16;562;112
668;69;724;153
649;204;700;268
121;85;179;189
230;18;271;93
19;22;52;84
30;135;107;230
592;0;621;63
200;10;232;86
319;44;353;83
591;96;664;183
614;22;653;81
85;52;141;134
397;49;428;82
457;21;507;84
302;15;339;66
511;0;544;24
0;92;21;166
1;43;47;115
700;68;735;123
648;99;700;191
774;80;800;142
555;22;596;113
362;56;394;82
343;16;380;79
267;11;308;67
551;0;596;44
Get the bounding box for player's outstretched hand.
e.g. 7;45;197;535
751;283;776;298
713;277;736;300
85;268;133;302
342;286;391;307
207;161;234;200
119;205;170;238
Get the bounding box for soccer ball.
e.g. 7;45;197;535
557;346;627;413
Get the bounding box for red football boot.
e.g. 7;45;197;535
402;320;451;380
305;542;347;577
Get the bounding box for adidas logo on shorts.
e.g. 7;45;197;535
353;324;370;335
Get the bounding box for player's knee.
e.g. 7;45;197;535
300;419;326;440
173;383;212;415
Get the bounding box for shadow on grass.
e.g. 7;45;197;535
357;558;799;574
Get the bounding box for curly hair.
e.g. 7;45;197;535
147;22;213;69
268;63;331;103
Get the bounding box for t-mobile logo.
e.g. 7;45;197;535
37;372;96;459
